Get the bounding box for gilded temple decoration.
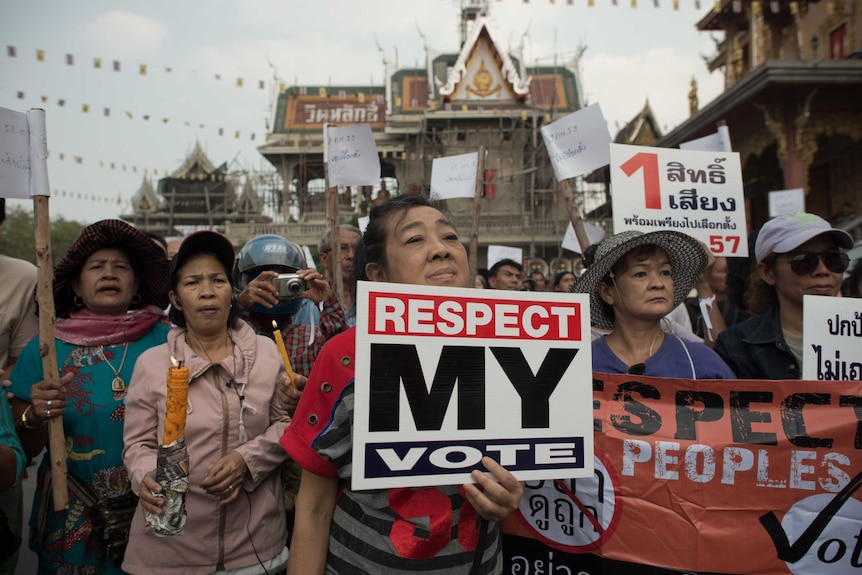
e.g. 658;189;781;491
466;61;502;98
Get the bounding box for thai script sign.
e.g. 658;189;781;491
324;123;380;187
430;152;479;200
352;282;594;490
541;103;613;181
283;94;386;131
610;144;748;257
0;106;50;199
503;373;862;574
803;295;862;381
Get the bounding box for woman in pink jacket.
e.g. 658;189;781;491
122;231;291;575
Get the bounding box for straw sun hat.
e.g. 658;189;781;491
571;230;707;330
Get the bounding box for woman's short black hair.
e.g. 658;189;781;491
552;270;575;288
362;194;455;273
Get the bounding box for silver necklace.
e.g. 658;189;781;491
97;343;130;400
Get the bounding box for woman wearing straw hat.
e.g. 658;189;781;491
8;220;170;574
572;230;734;378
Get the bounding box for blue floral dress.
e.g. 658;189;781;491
10;324;169;575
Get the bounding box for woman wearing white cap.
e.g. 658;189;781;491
714;212;853;379
572;230;734;378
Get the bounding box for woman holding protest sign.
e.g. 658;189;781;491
714;212;853;379
573;230;734;378
281;194;523;575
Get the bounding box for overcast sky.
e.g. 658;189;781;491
1;0;725;224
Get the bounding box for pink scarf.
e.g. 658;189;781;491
54;305;166;346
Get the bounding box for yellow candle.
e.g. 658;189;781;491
272;320;296;389
164;357;190;445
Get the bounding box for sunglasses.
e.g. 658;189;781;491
776;252;850;276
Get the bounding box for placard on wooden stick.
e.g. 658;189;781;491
0;107;68;510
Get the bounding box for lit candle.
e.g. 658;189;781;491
272;320;296;389
164;357;190;445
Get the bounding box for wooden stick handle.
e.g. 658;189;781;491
33;196;68;511
324;163;343;305
561;179;591;255
468;146;485;283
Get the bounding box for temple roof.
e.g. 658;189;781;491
130;175;161;211
171;141;218;179
437;16;530;100
614;99;663;145
236;178;263;215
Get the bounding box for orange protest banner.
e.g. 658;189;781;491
504;374;862;574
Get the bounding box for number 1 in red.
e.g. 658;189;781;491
620;152;661;210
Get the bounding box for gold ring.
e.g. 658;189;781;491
257;288;262;294
46;409;51;418
228;484;234;490
47;400;53;410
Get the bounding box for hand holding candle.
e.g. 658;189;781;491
272;320;296;389
150;357;191;536
164;357;190;445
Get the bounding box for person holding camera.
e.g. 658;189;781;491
235;235;348;379
234;235;349;542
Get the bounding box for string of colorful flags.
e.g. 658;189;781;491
495;0;850;13
9;91;264;142
5;45;268;90
44;152;170;176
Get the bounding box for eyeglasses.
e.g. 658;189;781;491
776;252;850;276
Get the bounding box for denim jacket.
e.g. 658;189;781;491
714;304;800;380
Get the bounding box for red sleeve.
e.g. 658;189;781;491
280;328;356;478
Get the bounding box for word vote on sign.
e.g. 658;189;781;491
352;282;595;490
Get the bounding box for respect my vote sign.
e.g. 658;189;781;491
352;282;594;490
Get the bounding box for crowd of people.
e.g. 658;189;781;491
0;192;860;574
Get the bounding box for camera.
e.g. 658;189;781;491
271;273;307;298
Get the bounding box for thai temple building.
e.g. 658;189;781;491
248;0;591;272
659;0;862;228
120;142;272;237
123;0;862;263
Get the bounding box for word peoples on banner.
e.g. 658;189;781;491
503;374;862;575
